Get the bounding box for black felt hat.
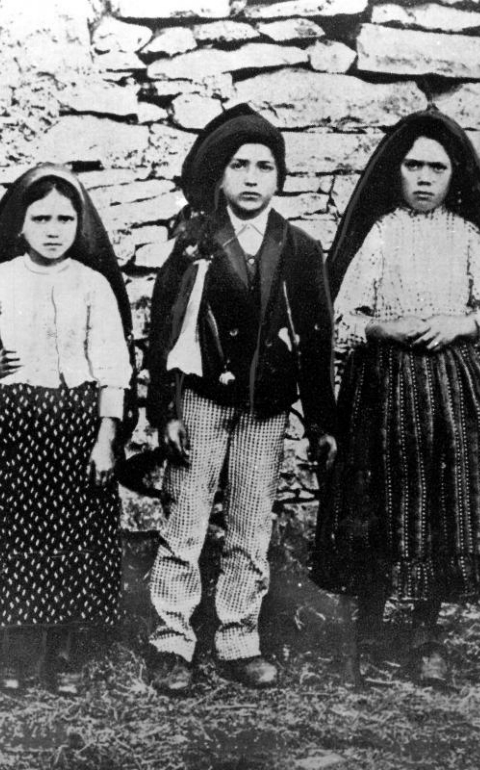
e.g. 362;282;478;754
181;103;287;211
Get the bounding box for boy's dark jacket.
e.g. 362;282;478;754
147;207;336;439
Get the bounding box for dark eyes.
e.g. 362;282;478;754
229;160;275;172
31;215;76;222
403;160;448;173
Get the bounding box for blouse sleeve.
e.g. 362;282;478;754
86;273;132;419
334;222;383;384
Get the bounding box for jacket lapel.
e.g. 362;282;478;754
259;210;287;322
212;208;287;319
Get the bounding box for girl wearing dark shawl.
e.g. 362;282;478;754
0;164;135;693
311;109;480;684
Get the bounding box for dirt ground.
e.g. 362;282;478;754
1;529;480;770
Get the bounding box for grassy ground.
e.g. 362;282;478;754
2;531;480;770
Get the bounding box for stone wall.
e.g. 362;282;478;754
2;0;480;530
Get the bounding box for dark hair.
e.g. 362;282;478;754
327;109;480;301
394;120;465;211
21;176;82;254
181;103;286;211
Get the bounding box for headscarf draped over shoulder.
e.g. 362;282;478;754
0;163;137;436
180;103;287;212
327;108;480;301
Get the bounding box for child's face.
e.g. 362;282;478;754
400;136;453;213
220;143;278;219
22;189;78;266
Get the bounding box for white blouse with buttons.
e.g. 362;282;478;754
0;255;132;418
334;206;480;362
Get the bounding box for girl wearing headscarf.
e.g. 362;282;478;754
146;104;336;694
0;164;134;694
311;108;480;685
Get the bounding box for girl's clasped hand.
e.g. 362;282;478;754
367;313;478;351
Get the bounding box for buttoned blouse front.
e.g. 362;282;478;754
0;255;131;402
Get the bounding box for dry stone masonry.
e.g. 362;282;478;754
2;0;480;530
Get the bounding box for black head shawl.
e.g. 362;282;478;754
327;108;480;302
0;163;138;437
181;103;287;212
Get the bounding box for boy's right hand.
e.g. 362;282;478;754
161;418;190;466
0;349;21;379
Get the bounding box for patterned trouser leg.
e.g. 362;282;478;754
149;388;287;662
215;407;288;660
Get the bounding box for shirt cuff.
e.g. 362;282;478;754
99;387;125;419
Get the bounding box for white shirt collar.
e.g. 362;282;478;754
226;205;271;238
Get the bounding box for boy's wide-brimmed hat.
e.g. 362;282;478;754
181;103;287;211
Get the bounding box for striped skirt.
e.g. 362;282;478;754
312;341;480;601
0;382;122;627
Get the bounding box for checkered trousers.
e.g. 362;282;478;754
149;388;288;662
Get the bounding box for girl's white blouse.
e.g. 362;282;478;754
334;206;480;361
0;255;132;418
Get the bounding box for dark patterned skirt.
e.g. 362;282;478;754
0;382;122;628
312;341;480;601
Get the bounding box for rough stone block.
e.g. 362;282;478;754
59;81;140;119
309;40;356;73
145;126;196;180
171;94;223;130
137;102;169;124
33;116;150;167
135;239;175;270
283;175;331;194
143;72;233;100
330;173;361;215
289;215;338;250
112;0;231;19
193;21;260;43
126;274;156;307
94;50;147;73
78;168;151;190
105;194;182;230
229;71;425;129
372;3;480;33
147;44;308;80
90;179;174;210
357;23;480;79
285;130;382;175
435;83;480;130
274;193;329;220
0;0;93;77
245;0;367;20
119;486;164;532
92;15;152;53
141;27;197;57
257;18;325;42
131;225;169;247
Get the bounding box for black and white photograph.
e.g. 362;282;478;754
1;1;480;768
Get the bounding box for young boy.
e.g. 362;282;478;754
146;104;336;694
